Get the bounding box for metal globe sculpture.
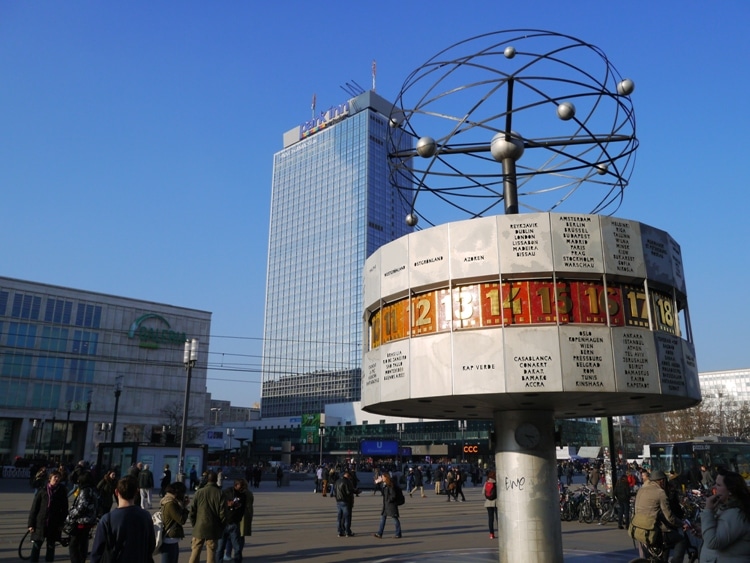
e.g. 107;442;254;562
387;29;638;227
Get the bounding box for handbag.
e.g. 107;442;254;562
628;512;662;546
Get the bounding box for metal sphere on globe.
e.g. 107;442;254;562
596;163;608;175
416;136;437;158
617;78;635;96
490;132;525;162
504;46;516;59
405;213;419;227
556;102;576;121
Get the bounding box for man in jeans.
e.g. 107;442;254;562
189;471;226;563
217;480;247;562
334;471;356;537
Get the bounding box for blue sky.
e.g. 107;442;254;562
2;1;749;407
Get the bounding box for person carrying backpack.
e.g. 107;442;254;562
483;470;498;539
373;473;403;539
65;470;98;563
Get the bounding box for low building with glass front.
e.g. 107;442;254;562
0;276;211;465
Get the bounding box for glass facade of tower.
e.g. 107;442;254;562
261;91;412;418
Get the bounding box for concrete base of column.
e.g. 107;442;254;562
493;410;562;562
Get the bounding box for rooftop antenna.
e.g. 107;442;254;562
311;93;316;120
372;59;376;91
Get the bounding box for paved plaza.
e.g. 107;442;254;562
0;476;639;562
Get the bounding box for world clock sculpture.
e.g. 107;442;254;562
362;30;699;562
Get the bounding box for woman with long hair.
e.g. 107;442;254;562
373;473;402;539
700;468;750;562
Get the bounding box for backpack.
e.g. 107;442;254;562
394;485;406;506
484;480;497;500
153;509;165;555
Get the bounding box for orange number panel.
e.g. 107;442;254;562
651;290;677;335
480;283;504;327
501;281;530;324
370;309;382;349
381;298;410;343
411;291;438;336
623;284;650;328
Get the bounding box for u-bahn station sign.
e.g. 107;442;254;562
361;212;700;420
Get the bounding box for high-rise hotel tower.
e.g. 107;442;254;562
260;90;412;418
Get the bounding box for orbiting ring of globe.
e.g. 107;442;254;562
388;29;638;228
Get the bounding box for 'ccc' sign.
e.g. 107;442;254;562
463;445;479;453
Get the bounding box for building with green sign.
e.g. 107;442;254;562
0;276;211;465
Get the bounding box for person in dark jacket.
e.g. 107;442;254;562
189;471;227;563
160;464;172;497
90;475;155;563
613;473;631;529
138;463;155;509
28;469;69;562
218;479;247;562
334;471;356;537
373;473;402;539
96;469;117;517
66;470;98;563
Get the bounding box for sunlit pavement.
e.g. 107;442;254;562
0;476;640;563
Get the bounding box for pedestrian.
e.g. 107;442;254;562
161;464;172;497
65;470;98;563
613;473;631;530
218;479;247;561
129;461;143;481
160;481;190;563
373;473;402;539
90;475;155;563
217;468;224;488
276;465;284;487
334;470;356;537
30;464;48;492
315;466;323;494
434;466;444;495
410;466;425;498
237;479;255;561
139;463;155;509
189;470;227;563
445;467;456;501
632;469;687;562
27;469;68;562
189;465;199;492
454;468;466;502
483;470;498;539
700;464;715;492
96;469;117;518
700;468;750;562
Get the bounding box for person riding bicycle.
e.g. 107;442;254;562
632;469;688;562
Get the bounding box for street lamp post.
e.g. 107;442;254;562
177;338;199;483
62;401;72;462
47;410;57;460
84;389;92;461
32;419;44;458
396;423;404;468
111;375;124;446
318;426;326;466
211;407;222;426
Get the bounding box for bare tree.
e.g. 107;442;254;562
160;401;204;444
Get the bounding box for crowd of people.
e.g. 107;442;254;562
557;458;750;562
27;461;254;563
